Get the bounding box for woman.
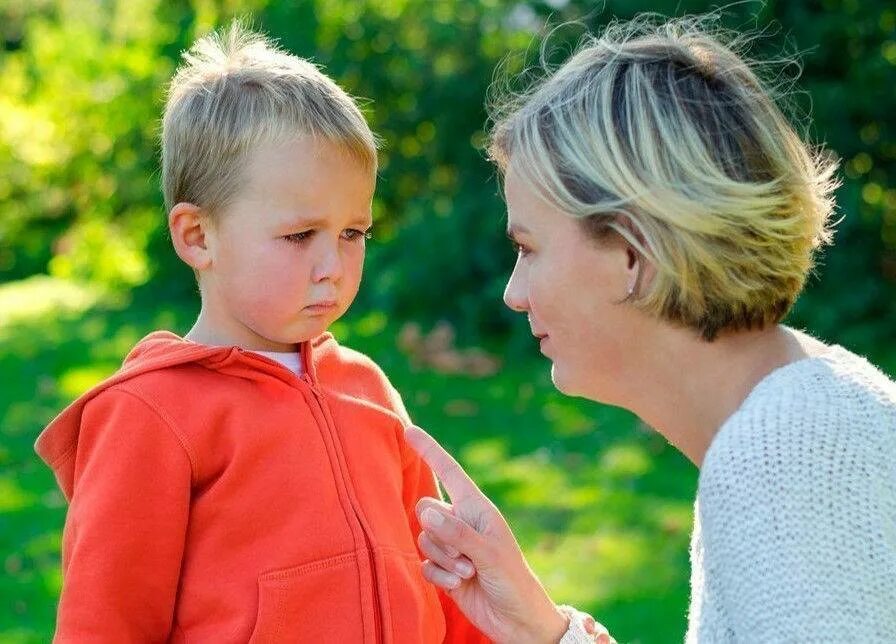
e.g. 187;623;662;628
405;15;896;644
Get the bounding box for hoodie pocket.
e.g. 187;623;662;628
382;549;446;643
247;552;364;643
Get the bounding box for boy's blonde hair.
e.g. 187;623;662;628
162;21;377;215
489;15;840;340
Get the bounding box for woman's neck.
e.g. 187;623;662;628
623;325;824;467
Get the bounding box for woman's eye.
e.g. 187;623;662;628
284;231;313;244
342;228;373;242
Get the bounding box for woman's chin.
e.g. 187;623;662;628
550;364;578;395
551;363;613;403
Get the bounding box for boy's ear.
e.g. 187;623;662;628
169;202;213;271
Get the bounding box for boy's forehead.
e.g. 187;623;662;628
231;179;374;229
235;139;375;210
253;138;372;179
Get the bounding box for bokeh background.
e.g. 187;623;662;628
1;1;894;642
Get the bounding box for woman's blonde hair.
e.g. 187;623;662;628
489;14;840;340
161;20;377;215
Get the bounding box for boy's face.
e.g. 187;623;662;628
199;137;375;352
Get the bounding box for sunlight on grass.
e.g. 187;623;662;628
542;399;597;436
648;501;694;536
354;310;388;337
600;443;653;479
531;529;659;604
0;276;98;337
500;451;576;506
0;476;38;512
57;364;120;398
0;629;38;644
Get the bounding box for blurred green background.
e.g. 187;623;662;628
1;1;894;642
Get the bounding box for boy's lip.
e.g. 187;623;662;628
304;300;338;314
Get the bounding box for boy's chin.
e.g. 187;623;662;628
288;318;340;344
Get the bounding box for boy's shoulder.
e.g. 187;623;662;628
312;332;385;376
312;333;409;422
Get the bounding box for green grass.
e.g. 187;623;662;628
0;276;696;643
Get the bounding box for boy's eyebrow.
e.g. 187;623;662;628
281;215;373;229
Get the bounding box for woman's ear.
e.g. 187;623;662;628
625;247;639;297
169;202;212;271
612;215;654;300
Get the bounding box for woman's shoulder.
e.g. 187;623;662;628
700;344;896;499
746;342;895;413
693;345;896;640
715;344;894;451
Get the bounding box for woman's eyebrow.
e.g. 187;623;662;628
506;224;530;239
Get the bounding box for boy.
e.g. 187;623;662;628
35;23;484;643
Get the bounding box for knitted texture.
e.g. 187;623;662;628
686;345;896;642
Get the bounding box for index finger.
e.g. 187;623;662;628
404;425;482;501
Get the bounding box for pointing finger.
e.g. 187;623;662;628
405;425;482;502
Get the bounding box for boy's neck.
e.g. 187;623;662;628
185;309;299;353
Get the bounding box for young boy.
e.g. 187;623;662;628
35;23;484;643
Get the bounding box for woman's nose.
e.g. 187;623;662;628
503;262;529;313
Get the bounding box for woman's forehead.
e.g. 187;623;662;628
504;166;567;232
504;166;539;219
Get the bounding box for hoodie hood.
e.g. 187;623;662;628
34;330;322;499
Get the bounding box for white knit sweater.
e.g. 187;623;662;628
685;345;896;642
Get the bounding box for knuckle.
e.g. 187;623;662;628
448;518;467;541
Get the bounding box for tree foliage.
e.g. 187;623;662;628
1;0;894;357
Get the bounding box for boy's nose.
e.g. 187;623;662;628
311;246;344;283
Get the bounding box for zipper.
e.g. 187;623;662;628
239;342;385;641
301;373;384;643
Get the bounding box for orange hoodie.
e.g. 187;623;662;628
36;331;486;643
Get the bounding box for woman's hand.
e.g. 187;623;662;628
405;425;570;644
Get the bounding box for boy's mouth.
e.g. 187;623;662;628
303;300;338;315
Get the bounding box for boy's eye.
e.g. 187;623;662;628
284;231;313;244
342;228;373;242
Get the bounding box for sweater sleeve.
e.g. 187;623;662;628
697;405;896;642
54;387;192;642
391;387;490;644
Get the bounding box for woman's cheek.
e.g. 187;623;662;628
528;260;555;314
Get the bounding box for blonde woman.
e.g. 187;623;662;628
405;15;896;644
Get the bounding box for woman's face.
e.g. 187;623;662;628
502;164;644;404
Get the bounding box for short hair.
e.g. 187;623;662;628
488;15;840;341
161;21;377;215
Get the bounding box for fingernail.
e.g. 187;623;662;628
422;508;444;527
455;561;474;578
